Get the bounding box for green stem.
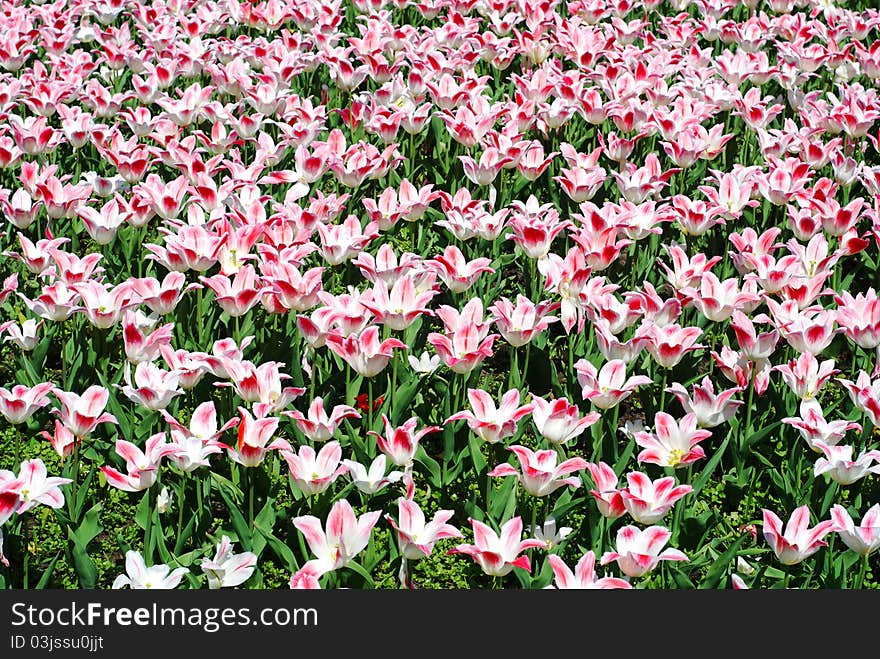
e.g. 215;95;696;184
174;475;187;554
508;347;519;390
611;404;620;463
22;515;29;589
196;286;206;350
144;485;156;565
742;370;756;453
659;369;669;415
531;496;539;544
70;437;81;517
248;467;255;530
368;377;374;434
854;554;869;590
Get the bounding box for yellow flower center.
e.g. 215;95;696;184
667;448;686;467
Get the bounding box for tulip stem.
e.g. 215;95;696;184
659;369;668;415
196;286;205;350
144;484;155;566
742;370;756;456
248;468;255;530
368;378;374;433
531;496;539;547
22;514;29;589
597;515;607;556
854;554;869;590
508;348;518;390
70;437;81;517
13;425;21;473
176;476;186;549
398;556;409;589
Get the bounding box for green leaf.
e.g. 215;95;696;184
72;468;97;523
66;526;97;588
414;445;442;488
72;502;103;547
488;477;518;523
699;534;748;589
345;560;375;588
468;435;487;475
257;526;298;573
95;370;130;439
214;477;252;551
35;552;62;589
691;434;730;498
174;514;198;555
745;420;782;448
391;376;422;426
668;565;695;589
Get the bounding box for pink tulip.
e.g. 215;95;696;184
529;394;600;446
547;552;632;589
13;458;72;514
585;461;626;519
489;295;559;347
0;382;54;425
292;498;382;576
633;412;712;469
369;415;440;467
326;325;407;378
446;388;533;445
666;376;743;428
101;434;181;492
762;506;834;566
281;441;348;496
386;497;462;561
51;385;118;438
489;445;587;497
285;397;361;443
601;525;689;578
620;471;693;525
575;358;652;410
449;516;545;577
830;504;880;557
224;407;288;468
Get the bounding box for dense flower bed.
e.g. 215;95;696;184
0;0;879;590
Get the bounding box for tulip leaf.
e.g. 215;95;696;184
391;376;422;426
488;476;517;522
468;435;487;475
215;479;252;551
34;552;62;589
72;502;103;547
257;525;298;573
691;434;730;498
698;534;748;589
414;445;442;488
345;560;375;589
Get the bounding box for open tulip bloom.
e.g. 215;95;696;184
601;525;689;578
386;497;462;561
292;499;382;578
762;506;835;566
1;0;880;594
449;517;545;578
830;504;880;557
200;536;257;589
633;412;712;469
547;551;632;590
112;551;189;590
489;445;588;497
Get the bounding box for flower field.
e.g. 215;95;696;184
0;0;879;591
